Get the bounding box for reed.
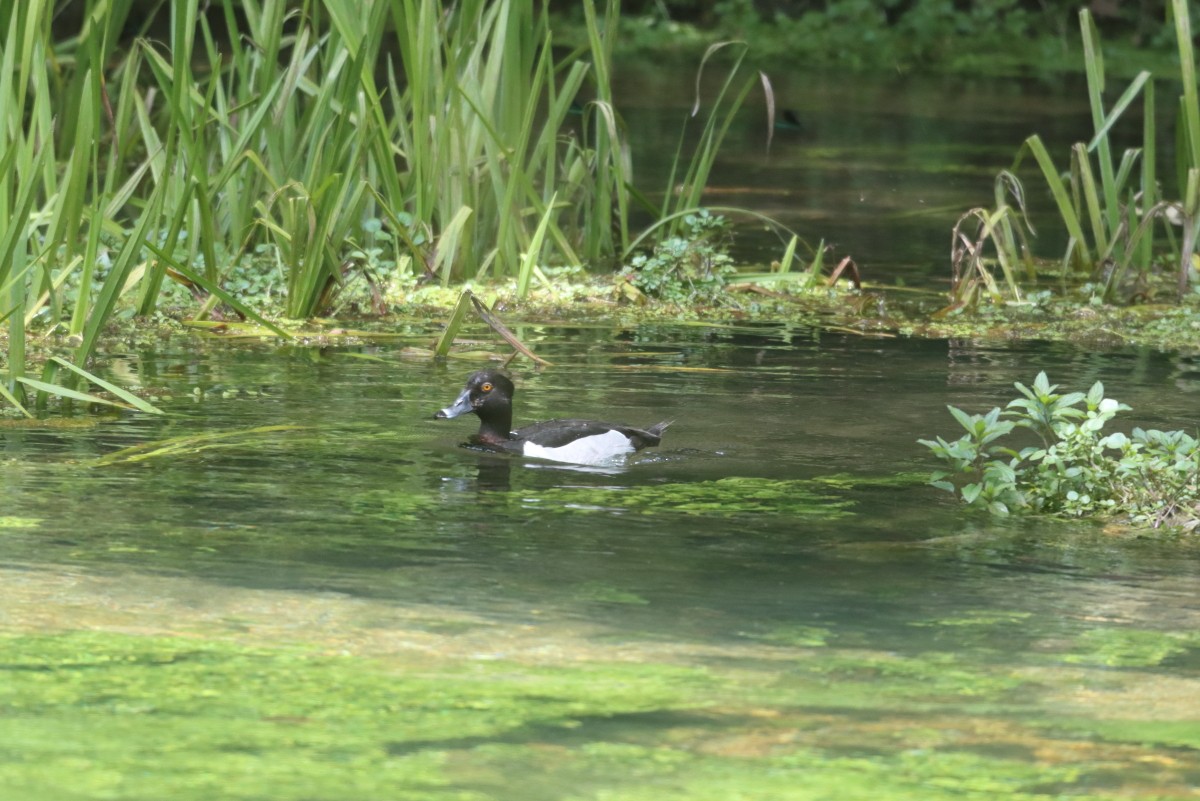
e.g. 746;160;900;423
961;5;1197;307
650;42;766;244
1;0;765;414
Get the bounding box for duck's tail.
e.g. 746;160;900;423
646;420;673;440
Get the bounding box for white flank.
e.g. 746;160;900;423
522;430;635;465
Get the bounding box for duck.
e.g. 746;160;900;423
434;370;671;465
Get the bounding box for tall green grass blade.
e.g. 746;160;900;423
0;380;32;417
141;241;293;339
138;180;195;315
663;42;758;237
1182;168;1200;295
582;0;630;253
39;67;97;324
805;238;825;287
1138;79;1157;272
433;207;475;286
70;205;107;336
1073;143;1108;254
434;289;475;359
94;425;308;466
0;146;49;289
517;193;557;299
1173;0;1200;173
1086;71;1151;151
74;180;166;372
17;377;141;412
778;235;799;274
1021;135;1092;266
49;357;163;415
1080;9;1119;236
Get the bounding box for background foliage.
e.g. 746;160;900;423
551;0;1190;71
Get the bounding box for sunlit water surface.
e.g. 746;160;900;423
3;324;1200;799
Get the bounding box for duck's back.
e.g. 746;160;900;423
501;419;669;464
515;419;670;450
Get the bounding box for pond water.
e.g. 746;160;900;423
620;70;1148;286
4;321;1200;800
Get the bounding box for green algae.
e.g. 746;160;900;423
912;611;1034;628
573;582;651;605
780;650;1030;709
349;488;442;523
524;477;855;520
741;624;831;647
0;517;42;530
1061;719;1200;750
0;631;718;801
3;628;1199;800
1061;627;1200;669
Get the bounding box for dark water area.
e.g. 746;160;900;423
3;322;1200;799
616;69;1160;289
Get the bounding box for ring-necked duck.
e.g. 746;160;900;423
435;370;671;465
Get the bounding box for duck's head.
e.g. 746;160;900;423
434;371;515;434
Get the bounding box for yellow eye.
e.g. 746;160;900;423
481;382;493;392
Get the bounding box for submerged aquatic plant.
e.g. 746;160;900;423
525;476;855;520
920;372;1200;529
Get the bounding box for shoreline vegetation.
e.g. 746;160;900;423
553;1;1181;79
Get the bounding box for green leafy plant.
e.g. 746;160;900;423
920;372;1200;529
623;210;736;304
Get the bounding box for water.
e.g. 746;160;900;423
3;322;1200;800
617;71;1149;284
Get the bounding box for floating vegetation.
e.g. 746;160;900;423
92;425;311;467
524;477;855;520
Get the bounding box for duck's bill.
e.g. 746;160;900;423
434;388;473;420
